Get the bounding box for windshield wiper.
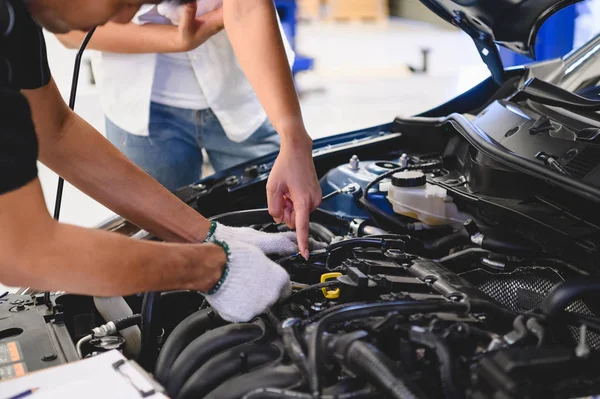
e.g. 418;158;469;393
512;78;600;112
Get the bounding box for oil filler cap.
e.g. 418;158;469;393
391;171;426;188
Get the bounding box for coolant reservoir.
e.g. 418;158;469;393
387;171;468;226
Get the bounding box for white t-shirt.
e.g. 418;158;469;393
151;52;209;110
90;1;295;142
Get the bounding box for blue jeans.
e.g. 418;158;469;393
107;102;281;191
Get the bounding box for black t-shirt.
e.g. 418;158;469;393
0;0;51;195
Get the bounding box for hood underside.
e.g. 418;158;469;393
419;0;583;82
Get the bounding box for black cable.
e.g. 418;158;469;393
140;292;161;370
361;160;443;205
279;281;340;307
53;27;96;221
45;28;96;308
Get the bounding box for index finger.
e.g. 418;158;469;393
295;205;310;260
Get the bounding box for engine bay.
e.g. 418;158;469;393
4;141;600;398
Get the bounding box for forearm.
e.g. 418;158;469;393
55;22;182;53
224;0;308;143
38;112;212;243
0;181;224;296
9;224;222;296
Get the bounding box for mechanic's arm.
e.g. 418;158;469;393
55;4;223;53
0;179;224;296
224;0;321;259
22;78;212;244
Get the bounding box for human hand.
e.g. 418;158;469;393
266;131;322;260
203;240;292;322
169;2;224;52
206;222;328;256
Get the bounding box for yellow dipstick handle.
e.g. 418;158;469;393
321;272;342;299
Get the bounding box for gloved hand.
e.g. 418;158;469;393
204;240;292;322
205;222;328;257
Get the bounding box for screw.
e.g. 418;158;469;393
349;155;360;171
449;295;462;302
16;304;26;311
477;315;487;321
424;277;435;285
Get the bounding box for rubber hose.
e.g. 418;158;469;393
94;296;141;358
421;231;469;258
140;292;161;370
539;280;600;317
307;301;469;396
344;340;424;399
167;322;265;397
154;308;224;384
179;343;282;399
309;223;336;243
204;365;303;399
114;314;142;331
359;225;389;236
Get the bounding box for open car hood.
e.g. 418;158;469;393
419;0;583;82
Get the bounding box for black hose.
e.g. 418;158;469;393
307;301;469;397
342;340;425;399
114;314;142;331
538;280;600;317
421;231;470;258
204;365;303;399
242;388;379;399
154;308;224;385
409;328;460;399
358;197;415;231
167;322;265;397
179;343;282;399
359;225;389;236
139;292;161;370
309;223;336;243
328;237;390;252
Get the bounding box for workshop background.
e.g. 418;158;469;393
39;0;600;229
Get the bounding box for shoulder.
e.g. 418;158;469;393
0;0;50;90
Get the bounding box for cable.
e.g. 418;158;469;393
45;28;97;307
53;27;96;221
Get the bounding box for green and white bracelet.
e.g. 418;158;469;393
205;239;230;296
204;221;218;242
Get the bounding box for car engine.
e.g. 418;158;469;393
4;140;600;398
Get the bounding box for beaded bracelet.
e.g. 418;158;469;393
204;221;218;242
205;239;230;296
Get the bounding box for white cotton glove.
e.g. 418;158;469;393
206;222;329;257
204;240;292;323
157;0;223;24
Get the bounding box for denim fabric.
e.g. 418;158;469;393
106;102;280;191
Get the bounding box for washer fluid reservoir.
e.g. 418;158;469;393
387;171;468;226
